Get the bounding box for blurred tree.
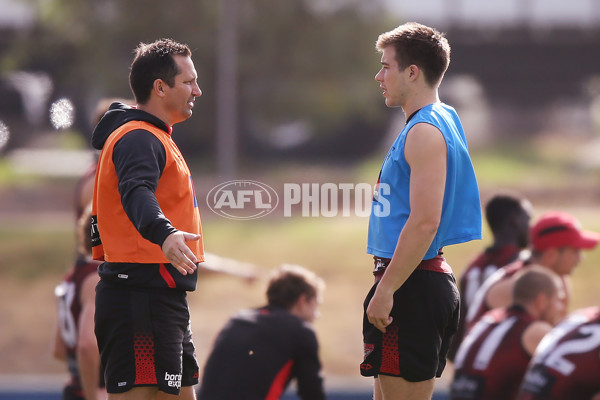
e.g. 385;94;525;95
238;0;391;161
2;0;392;165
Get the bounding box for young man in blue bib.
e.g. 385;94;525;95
361;22;482;400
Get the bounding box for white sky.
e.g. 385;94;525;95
2;0;599;29
0;0;35;28
385;0;600;28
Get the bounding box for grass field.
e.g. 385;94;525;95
1;136;600;385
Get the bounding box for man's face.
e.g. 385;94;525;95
298;295;320;324
164;55;202;125
540;287;566;325
553;246;583;276
515;202;533;248
375;46;409;108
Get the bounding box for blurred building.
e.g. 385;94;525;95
386;0;600;29
385;0;600;139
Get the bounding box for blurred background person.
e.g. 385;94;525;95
448;193;532;360
197;264;326;400
516;306;600;400
465;211;600;332
53;203;105;400
73;97;133;224
52;97;132;400
450;267;565;400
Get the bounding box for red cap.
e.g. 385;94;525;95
531;211;600;252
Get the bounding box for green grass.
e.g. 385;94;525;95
472;137;598;189
203;215;371;278
0;227;75;280
55;130;89;150
3;131;600;377
0;158;31;186
3;134;600;284
3;185;600;377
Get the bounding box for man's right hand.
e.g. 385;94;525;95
366;287;394;333
162;231;201;275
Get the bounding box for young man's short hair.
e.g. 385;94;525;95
266;264;325;310
485;194;527;234
375;22;450;87
512;267;559;305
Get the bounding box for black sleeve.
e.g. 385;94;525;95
294;325;326;400
112;130;177;246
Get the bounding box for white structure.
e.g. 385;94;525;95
384;0;600;28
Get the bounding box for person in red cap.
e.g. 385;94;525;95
464;211;600;332
530;211;600;256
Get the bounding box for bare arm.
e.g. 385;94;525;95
52;324;67;361
486;276;515;310
77;273;106;400
198;252;258;283
522;320;552;356
367;123;447;332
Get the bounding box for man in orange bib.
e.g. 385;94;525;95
91;39;204;399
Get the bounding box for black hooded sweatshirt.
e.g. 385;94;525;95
91;102;196;290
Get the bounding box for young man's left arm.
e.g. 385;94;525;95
52;324;67;361
367;122;447;333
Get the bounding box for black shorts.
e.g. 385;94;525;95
361;267;460;382
95;280;199;395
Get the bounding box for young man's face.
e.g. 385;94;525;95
540;287;566;325
163;55;202;125
375;46;409;108
514;202;533;248
297;295;320;323
553;246;583;276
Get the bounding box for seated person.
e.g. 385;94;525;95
516;306;600;400
197;264;326;400
451;267;564;400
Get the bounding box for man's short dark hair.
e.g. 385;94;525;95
486;194;527;234
129;38;192;104
376;22;450;87
266;265;325;310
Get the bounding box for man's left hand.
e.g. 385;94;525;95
162;231;201;275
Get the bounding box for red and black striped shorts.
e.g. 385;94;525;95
95;280;199;395
361;255;460;382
